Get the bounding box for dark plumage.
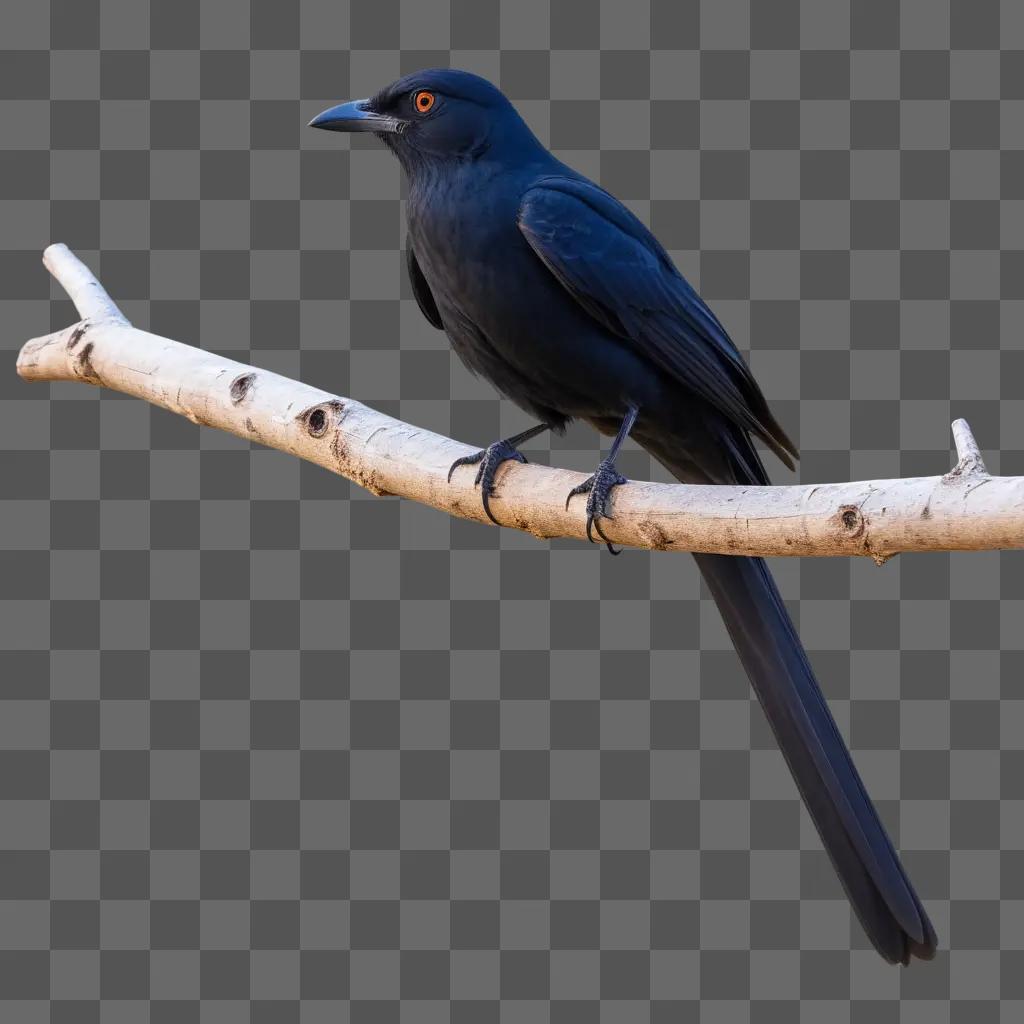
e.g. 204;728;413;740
311;68;938;964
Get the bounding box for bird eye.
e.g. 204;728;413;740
413;90;435;113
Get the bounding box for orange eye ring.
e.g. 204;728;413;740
414;90;435;113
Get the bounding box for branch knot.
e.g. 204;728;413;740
837;504;865;537
297;399;345;438
229;373;256;404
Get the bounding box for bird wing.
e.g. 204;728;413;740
516;176;797;471
407;245;444;330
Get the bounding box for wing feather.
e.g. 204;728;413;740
517;176;797;471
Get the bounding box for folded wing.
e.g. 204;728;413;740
517;175;797;472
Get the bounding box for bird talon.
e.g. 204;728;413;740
590;514;618;552
447;450;483;483
565;479;590;510
448;438;528;523
479;483;499;524
566;459;628;553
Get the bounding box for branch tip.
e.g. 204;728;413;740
42;241;128;326
950;418;988;477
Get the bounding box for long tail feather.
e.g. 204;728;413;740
693;552;937;964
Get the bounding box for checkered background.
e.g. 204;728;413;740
2;0;1023;1019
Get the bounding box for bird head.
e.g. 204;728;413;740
308;68;542;168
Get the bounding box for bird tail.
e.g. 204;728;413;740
693;551;937;964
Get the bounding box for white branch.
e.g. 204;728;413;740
15;244;1024;559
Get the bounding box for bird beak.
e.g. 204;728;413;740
308;99;405;134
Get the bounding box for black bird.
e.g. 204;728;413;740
311;68;938;964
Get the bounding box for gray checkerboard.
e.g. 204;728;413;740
2;0;1023;1019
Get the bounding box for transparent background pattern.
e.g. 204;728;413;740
2;0;1024;1019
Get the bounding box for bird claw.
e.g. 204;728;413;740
565;458;628;554
447;438;528;524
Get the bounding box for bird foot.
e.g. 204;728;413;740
447;438;528;524
565;458;628;554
